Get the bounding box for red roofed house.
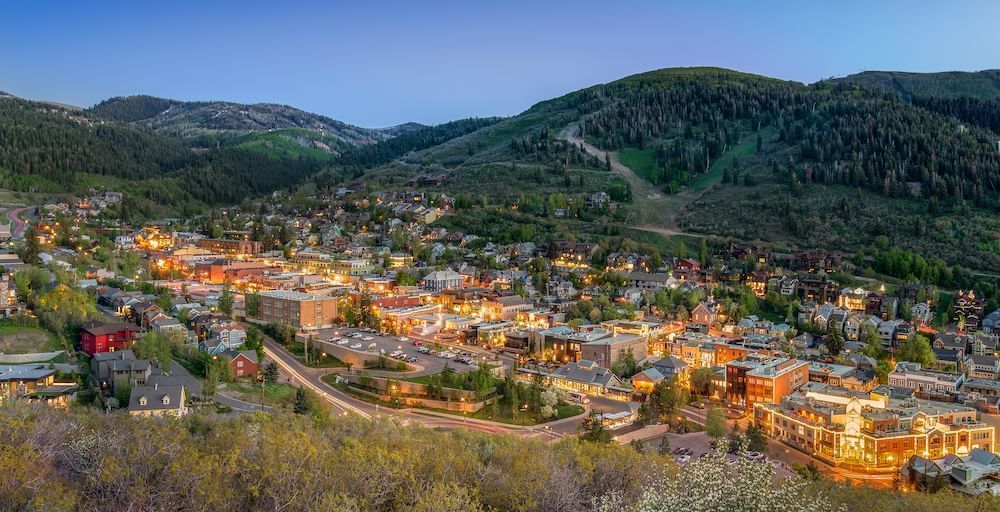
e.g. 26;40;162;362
80;321;140;356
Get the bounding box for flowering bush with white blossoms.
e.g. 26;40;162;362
595;440;843;512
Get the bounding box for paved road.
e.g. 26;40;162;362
262;336;578;439
167;361;274;413
7;206;31;239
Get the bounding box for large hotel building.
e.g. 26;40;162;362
256;290;338;330
754;383;995;469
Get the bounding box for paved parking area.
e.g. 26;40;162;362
312;327;483;377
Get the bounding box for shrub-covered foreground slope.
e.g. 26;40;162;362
0;405;995;512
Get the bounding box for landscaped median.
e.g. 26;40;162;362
322;367;586;426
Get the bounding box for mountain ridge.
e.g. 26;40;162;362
827;69;1000;100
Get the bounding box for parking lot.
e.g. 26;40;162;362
312;326;486;377
642;431;795;476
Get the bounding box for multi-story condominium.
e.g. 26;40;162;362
580;333;648;369
256;290;338;330
888;362;965;395
726;355;809;412
599;319;664;339
332;258;376;277
420;270;464;292
807;361;878;392
196;238;263;256
481;295;532;321
754;383;995;469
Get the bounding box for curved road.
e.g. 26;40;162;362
7;206;32;239
262;337;578;439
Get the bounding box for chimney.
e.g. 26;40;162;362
154;383;158;390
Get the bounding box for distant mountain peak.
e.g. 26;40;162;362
87;95;385;144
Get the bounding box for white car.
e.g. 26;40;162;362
336;339;350;345
744;451;766;462
362;336;374;342
398;337;409;342
677;455;691;463
350;343;363;349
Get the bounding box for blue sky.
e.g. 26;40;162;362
2;1;998;127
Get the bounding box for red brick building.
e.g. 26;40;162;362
79;321;140;356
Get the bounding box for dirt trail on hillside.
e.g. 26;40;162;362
559;123;703;239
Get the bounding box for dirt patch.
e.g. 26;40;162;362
0;331;55;354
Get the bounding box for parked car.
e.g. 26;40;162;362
398;337;410;342
350;343;362;349
407;356;419;363
744;451;766;462
362;336;374;342
677;455;691;463
336;339;350;345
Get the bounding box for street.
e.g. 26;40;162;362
262;335;577;439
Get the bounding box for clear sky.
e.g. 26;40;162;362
2;1;998;127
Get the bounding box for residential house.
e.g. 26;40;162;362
90;350;152;394
966;355;1000;380
128;383;188;417
79;321;140;356
905;449;1000;496
955;290;986;333
224;350;259;379
0;364;58;403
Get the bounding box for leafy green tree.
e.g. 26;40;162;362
705;407;727;439
218;285;234;316
745;423;768;452
135;332;173;369
896;334;936;367
294;387;309;414
689;367;716;396
263;361;279;384
582;412;611;444
657;436;671;456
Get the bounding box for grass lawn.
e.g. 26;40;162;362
0;325;63;354
689;126;776;191
619;147;659;183
226;381;297;408
461;402;585;426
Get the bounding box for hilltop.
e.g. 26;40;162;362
345;66;1000;272
88;94;388;145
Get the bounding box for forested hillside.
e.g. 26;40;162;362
88;95;386;144
0;96;510;217
830;69;1000;100
355;67;1000;272
0;96;325;209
